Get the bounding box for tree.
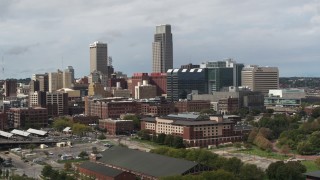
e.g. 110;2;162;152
79;151;88;158
173;136;185;148
97;134;106;140
202;169;237;180
239;164;265;180
157;133;166;144
27;144;36;152
49;169;59;180
164;134;174;146
243;143;252;150
311;107;320;119
41;165;53;177
222;157;243;175
53;118;73;131
72;123;91;137
137;130;150;140
281;145;290;156
122;114;141;130
266;161;306;180
64;162;72;171
247;128;259;143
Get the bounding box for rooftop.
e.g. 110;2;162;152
79;161;124;177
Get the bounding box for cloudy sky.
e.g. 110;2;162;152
1;0;320;78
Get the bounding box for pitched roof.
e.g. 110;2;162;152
79;161;124;177
27;128;48;136
304;170;320;178
98;146;199;178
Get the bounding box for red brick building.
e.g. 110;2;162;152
7;107;48;129
129;73;149;97
99;119;134;135
218;98;239;114
150;73;167;96
85;97;138;119
140;102;174;116
141;113;246;147
78;161;135;180
174;100;211;113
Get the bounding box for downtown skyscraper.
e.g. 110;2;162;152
152;24;173;73
90;41;108;75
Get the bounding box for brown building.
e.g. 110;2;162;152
134;81;157;99
218;98;239;114
85;97;138;119
129;73;149;97
46;92;68;117
150;73;167;96
8;107;48;129
140;102;174;116
4;79;17;98
0;112;7;130
174;100;211;113
141;113;245;147
99;119;134;135
109;75;128;89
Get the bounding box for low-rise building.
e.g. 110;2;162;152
141;113;244;147
174;100;210;113
99;119;134;135
8;107;48;129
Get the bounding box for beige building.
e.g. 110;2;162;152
134;80;157;99
63;71;72;88
49;70;72;92
241;66;279;95
90;41;108;75
152;24;173;73
88;83;110;98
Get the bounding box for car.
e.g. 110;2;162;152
40;139;45;141
49;152;54;155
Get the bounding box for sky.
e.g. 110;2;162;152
0;0;320;79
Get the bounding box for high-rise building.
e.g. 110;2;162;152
241;66;279;95
32;73;49;92
152;24;173;73
200;59;244;92
46;92;68;117
4;79;17;98
65;66;75;83
48;70;63;92
90;41;108;75
167;68;208;102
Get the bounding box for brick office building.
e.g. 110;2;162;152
141;113;244;147
174;100;211;113
99;119;134;135
8;107;48;129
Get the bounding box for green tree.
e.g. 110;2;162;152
72;123;91;136
173;136;185;148
137;130;150;140
202;169;237;180
239;164;265;180
53;118;73;131
49;169;59;180
266;161;306;180
311;107;320;119
41;165;53;177
222;157;243;175
157;133;166;144
233;142;242;150
122;114;140;129
27;144;36;152
164;134;174;146
297;141;314;155
79;151;88;158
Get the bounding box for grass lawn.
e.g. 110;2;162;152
130;138;165;149
302;160;319;172
232;147;289;160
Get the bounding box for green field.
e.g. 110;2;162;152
302;160;319;172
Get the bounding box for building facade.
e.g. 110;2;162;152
152;24;173;73
8;107;48;128
99;119;134;135
174;100;211;113
90;41;108;75
241;66;279;95
141;114;244;147
46;92;68;117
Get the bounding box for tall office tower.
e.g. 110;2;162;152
200;59;244;92
4;79;17;98
29;80;40;93
48;70;63;92
32;73;49;92
46;92;68;117
152;24;173;73
90;41;108;75
65;66;75;83
63;71;72;88
241;66;279;95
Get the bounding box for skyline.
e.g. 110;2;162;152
1;0;320;79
